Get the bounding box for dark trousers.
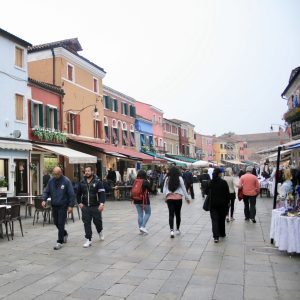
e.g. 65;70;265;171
81;206;103;240
227;193;236;218
210;207;227;239
243;196;256;220
185;183;195;199
52;206;68;244
166;200;182;230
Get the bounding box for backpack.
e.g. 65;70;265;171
131;179;146;201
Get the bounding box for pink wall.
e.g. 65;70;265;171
135;101;164;146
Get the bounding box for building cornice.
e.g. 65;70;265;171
103;85;135;104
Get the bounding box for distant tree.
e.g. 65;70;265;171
222;131;235;137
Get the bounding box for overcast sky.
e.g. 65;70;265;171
2;0;300;135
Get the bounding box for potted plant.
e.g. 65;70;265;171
0;176;8;192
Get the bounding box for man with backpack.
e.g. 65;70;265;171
131;170;152;234
77;165;106;248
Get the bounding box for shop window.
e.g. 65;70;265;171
0;159;9;189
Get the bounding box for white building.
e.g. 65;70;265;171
0;28;32;196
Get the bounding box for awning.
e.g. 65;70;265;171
34;145;97;164
222;160;246;165
72;140;166;163
0;140;32;151
257;138;300;154
166;154;197;163
142;151;188;167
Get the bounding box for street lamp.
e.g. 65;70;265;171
64;104;99;118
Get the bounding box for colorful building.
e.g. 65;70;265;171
0;28;32;196
195;133;214;161
163;118;180;155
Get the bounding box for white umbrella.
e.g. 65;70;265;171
192;160;209;168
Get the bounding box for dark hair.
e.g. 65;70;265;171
85;165;94;172
167;166;181;192
137;170;147;180
212;167;221;180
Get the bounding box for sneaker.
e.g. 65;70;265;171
99;231;104;241
175;230;181;235
226;217;230;223
53;243;63;250
214;238;219;243
140;227;148;234
252;219;256;223
63;234;68;244
170;230;175;238
83;239;92;248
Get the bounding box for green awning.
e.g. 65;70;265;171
166;154;197;163
142;151;187;167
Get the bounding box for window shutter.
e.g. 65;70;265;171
54;109;59;130
132;106;136;118
129;105;133;117
98;121;103;139
46;106;50;128
109;96;113;110
39;104;44;127
30;100;34;128
75;114;80;135
107;126;110;140
121;103;124;114
67;113;70;133
115;99;118;112
125;104;128;115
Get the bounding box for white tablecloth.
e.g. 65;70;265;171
270;208;300;253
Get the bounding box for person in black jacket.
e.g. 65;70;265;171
42;166;75;250
206;167;230;243
199;168;211;198
77;165;106;248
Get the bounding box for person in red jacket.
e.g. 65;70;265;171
239;166;260;223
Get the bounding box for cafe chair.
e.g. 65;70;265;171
0;206;10;241
67;202;80;223
17;193;33;218
8;204;23;239
33;198;51;226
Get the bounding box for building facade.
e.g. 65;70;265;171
163;118;180;155
195;133;214;161
0;28;32;196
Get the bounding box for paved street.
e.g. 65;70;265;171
0;184;299;300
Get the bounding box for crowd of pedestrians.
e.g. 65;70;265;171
42;162;264;250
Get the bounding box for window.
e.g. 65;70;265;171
159;138;163;147
220;144;223;149
166;123;170;132
94;120;102;139
130;124;134;132
112;99;118;112
221;154;224;160
122;122;127;130
104;125;110;143
122;103;128;115
15;46;24;68
153;114;156;123
176;144;179;155
112;119;117;128
46;106;58;130
104;116;108;126
158;117;161;124
67;64;74;81
68;113;80;135
129;105;136;117
104;96;110;109
15;94;24;121
0;159;9;188
93;78;98;93
30;101;43;127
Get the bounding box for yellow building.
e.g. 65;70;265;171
213;137;239;164
28;38;106;179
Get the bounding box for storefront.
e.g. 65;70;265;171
0;140;32;197
31;144;97;195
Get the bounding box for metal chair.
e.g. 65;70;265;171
0;206;9;241
8;204;23;239
33;198;51;226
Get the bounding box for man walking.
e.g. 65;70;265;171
77;165;106;248
239;166;260;223
42;166;75;250
182;168;195;199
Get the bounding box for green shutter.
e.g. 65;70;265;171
114;99;118;112
39;104;44;127
30;101;34;128
54;108;58;130
132;106;136;118
109;96;113;110
46;106;50;128
129;105;133;117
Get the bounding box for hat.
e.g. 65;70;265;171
246;166;253;172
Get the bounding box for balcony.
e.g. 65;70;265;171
283;107;300;123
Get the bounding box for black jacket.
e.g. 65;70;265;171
206;177;230;209
77;175;106;206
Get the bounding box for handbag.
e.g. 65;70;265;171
238;187;243;201
203;191;211;211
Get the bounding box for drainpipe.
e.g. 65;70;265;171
51;48;55;85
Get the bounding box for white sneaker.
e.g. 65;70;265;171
140;227;148;234
53;243;63;250
170;230;175;238
175;230;181;235
83;239;92;248
99;231;104;241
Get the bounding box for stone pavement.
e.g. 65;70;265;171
0;184;299;300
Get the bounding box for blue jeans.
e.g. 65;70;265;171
135;204;151;228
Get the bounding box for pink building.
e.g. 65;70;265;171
135;101;164;153
196;133;214;161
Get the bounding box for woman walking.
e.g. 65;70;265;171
132;170;152;234
223;167;237;222
206;168;230;243
163;166;191;238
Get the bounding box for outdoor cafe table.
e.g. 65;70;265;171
270;208;300;253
